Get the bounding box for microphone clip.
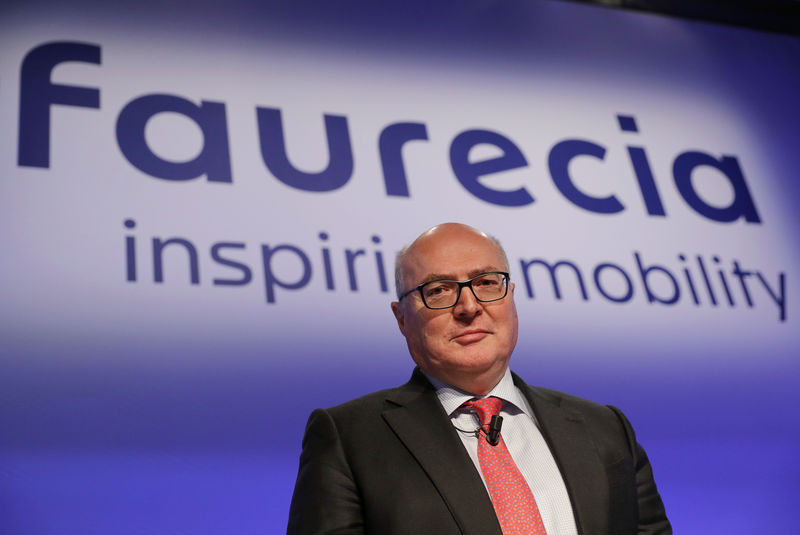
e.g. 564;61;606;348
486;415;503;446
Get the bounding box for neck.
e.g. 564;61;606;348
425;366;507;396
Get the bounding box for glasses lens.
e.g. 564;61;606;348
471;273;507;301
422;281;460;308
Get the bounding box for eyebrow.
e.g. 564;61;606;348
416;267;503;286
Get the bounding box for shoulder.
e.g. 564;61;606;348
323;385;401;420
528;384;612;413
511;370;607;409
312;369;433;427
511;371;633;435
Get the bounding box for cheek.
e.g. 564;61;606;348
508;308;519;338
417;321;451;352
495;306;519;350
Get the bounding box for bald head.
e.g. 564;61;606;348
394;223;509;298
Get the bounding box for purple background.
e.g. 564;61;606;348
1;1;799;533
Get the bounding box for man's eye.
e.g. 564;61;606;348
424;284;452;297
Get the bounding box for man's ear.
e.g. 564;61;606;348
390;301;406;335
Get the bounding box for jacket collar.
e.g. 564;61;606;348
512;371;608;534
382;368;503;535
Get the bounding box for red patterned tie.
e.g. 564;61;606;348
463;396;548;535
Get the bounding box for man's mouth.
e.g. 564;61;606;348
451;329;490;343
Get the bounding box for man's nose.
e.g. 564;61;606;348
453;286;482;318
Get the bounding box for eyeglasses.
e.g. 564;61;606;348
398;272;510;310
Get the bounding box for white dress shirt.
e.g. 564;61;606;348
424;368;579;535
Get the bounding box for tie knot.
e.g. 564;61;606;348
463;396;503;426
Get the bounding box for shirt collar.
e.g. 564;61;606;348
423;368;532;418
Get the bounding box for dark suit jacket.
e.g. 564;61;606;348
287;368;671;534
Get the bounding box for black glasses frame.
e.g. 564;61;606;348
398;271;510;310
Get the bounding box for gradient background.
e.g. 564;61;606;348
1;1;799;533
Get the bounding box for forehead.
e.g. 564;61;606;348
402;229;506;284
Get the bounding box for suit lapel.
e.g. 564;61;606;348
515;375;609;535
382;370;503;535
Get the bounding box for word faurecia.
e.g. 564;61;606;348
19;41;760;224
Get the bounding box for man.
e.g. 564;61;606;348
287;223;671;534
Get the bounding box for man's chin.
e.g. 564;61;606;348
450;351;508;374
